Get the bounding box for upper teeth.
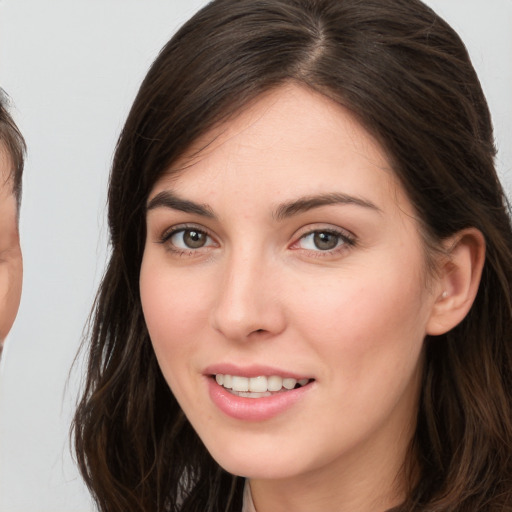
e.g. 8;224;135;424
215;374;309;393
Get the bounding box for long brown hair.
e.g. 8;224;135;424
73;0;512;510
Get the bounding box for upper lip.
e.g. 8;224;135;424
203;363;312;380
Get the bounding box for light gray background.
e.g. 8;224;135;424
0;1;510;511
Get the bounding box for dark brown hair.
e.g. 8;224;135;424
73;0;512;510
0;89;25;208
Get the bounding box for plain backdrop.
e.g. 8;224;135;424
0;1;510;511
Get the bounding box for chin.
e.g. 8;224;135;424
204;440;306;480
218;459;298;480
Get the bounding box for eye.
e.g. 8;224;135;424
293;228;355;254
300;231;341;251
163;227;216;251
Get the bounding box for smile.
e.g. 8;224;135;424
214;374;311;398
207;371;315;420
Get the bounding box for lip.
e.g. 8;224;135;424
204;365;314;421
203;363;310;380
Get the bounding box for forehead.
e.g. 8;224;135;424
153;84;410;216
0;145;17;235
174;85;386;170
0;144;17;227
0;143;14;190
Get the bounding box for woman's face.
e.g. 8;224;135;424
140;85;442;486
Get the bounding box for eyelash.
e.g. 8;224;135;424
159;224;217;257
291;227;356;258
158;224;357;258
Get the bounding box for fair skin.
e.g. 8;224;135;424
140;85;484;512
0;144;22;352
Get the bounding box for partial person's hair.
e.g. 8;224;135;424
73;0;512;511
0;88;25;208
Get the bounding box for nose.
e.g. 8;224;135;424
210;249;286;342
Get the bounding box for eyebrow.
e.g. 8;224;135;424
146;190;215;218
273;192;381;220
146;190;380;220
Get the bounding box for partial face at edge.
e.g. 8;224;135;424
139;85;443;489
0;145;22;349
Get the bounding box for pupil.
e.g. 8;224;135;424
184;230;206;248
314;232;338;250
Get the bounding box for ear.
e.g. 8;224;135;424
426;228;485;336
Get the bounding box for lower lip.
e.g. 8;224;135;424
207;377;312;421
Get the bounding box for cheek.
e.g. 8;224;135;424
140;266;192;406
140;259;213;370
290;260;430;379
287;270;428;450
0;251;22;342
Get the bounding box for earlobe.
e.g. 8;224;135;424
426;228;486;336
